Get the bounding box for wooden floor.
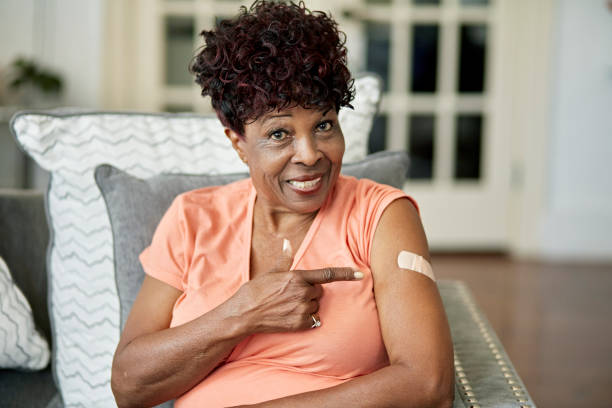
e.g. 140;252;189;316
432;254;612;408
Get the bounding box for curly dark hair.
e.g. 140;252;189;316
190;0;354;135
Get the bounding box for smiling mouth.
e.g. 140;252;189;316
287;176;323;192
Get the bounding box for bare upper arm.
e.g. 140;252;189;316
370;198;453;372
115;275;182;354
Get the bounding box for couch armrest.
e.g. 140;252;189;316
439;280;536;408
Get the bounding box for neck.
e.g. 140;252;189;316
253;198;318;237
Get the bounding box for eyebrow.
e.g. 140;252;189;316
262;114;292;124
260;109;333;125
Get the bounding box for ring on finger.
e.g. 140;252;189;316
310;313;321;329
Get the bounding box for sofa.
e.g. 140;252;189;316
0;190;536;408
1;74;535;406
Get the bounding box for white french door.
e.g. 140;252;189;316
337;0;510;250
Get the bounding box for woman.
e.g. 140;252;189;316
111;1;454;407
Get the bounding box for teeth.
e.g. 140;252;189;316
288;177;321;189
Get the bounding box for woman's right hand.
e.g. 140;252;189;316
231;264;363;333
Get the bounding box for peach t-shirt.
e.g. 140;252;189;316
139;175;415;407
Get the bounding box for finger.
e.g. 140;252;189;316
297;267;364;284
297;299;319;316
271;238;294;272
307;299;319;314
306;283;323;300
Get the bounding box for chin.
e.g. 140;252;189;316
284;174;337;213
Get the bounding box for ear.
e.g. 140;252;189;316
225;128;248;164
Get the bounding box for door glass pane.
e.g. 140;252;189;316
413;0;440;4
458;24;487;93
366;22;391;92
461;0;489;5
408;115;435;179
368;114;388;154
411;24;439;93
165;16;195;86
455;114;482;179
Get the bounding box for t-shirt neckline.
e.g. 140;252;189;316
243;178;334;282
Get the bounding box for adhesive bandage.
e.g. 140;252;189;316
282;238;292;255
397;250;436;282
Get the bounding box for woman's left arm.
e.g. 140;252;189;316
246;198;455;408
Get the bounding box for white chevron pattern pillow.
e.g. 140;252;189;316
0;257;50;371
9;73;381;407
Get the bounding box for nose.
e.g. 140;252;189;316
292;134;322;166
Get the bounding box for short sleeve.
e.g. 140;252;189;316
354;180;419;265
139;196;188;291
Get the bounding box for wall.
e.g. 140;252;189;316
0;0;104;189
0;0;104;108
539;0;612;261
0;1;35;70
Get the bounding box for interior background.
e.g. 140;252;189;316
1;0;610;262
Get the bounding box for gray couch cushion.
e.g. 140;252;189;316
96;170;246;330
94;150;409;330
0;367;58;408
0;190;51;343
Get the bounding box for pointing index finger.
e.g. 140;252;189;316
297;268;364;284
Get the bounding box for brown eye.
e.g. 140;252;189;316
316;121;333;132
269;129;287;141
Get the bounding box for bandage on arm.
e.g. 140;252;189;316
397;250;436;282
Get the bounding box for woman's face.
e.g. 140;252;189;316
226;105;345;214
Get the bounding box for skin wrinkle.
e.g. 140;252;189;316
322;268;334;283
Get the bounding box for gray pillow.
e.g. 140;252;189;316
94;150;408;331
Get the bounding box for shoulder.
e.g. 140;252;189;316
334;175;418;214
371;197;429;278
329;176;420;264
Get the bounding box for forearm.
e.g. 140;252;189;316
248;363;454;408
112;301;250;408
